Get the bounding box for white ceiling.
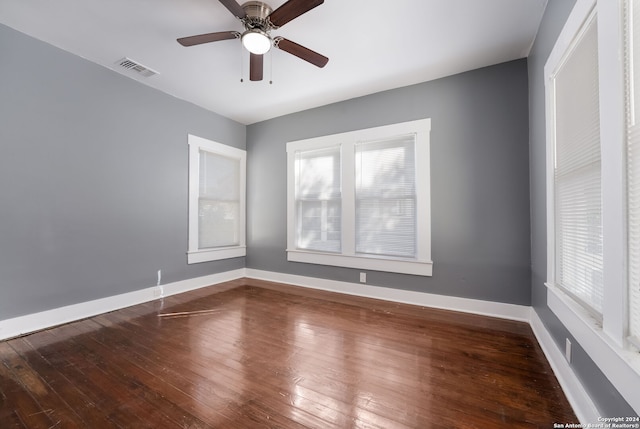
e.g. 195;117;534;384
0;0;547;125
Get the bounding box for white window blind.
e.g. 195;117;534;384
553;12;604;316
355;135;416;258
294;146;341;252
626;0;640;344
199;150;240;248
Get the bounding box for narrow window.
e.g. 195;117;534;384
294;146;342;253
551;10;603;316
355;135;416;258
188;135;246;264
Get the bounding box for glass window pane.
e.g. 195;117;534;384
355;135;416;258
198;150;240;249
295;147;341;252
553;14;603;315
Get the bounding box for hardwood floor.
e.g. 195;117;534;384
0;279;577;428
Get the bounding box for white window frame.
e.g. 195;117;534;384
544;0;640;413
187;134;246;264
286;118;432;276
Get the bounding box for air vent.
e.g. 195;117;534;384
115;57;159;77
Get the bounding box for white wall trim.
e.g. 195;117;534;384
160;269;246;298
286;250;433;276
2;267;631;421
245;269;530;322
548;286;640;415
529;308;600;424
0;269;245;341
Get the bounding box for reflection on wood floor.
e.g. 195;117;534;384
0;278;576;428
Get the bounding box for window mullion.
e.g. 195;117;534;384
599;0;627;347
341;142;356;256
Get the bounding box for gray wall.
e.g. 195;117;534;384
3;4;632;418
0;23;245;319
246;59;532;306
528;0;635;417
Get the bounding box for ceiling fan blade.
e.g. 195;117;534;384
177;31;239;47
268;0;323;27
250;53;264;81
276;38;328;68
218;0;247;19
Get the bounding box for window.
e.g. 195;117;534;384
549;7;603;317
294;146;342;253
544;0;640;412
187;134;246;264
355;136;417;258
286;119;432;276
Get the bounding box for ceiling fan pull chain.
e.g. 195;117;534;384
240;44;245;82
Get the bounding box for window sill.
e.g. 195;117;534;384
546;283;640;411
287;249;433;276
187;246;246;264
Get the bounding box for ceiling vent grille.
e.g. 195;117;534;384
115;57;159;77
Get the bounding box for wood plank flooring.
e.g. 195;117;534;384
0;279;577;428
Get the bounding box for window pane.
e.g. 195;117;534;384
553;14;603;315
199;200;239;248
200;150;239;200
295;147;341;252
199;150;240;248
296;200;341;252
355;136;416;258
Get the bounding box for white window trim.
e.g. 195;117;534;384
187;134;246;264
544;0;640;413
286;119;432;276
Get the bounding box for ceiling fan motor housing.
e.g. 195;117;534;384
242;1;273;30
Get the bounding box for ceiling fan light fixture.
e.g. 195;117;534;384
241;29;271;54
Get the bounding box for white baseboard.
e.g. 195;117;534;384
0;269;245;341
160;269;245;298
0;266;610;423
245;269;531;322
529;308;600;423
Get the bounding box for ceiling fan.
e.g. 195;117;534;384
177;0;329;82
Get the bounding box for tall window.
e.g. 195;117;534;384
286;119;432;276
187;134;246;264
550;9;603;317
355;136;417;258
544;0;640;413
294;146;342;252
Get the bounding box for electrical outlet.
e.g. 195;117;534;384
565;338;572;363
359;272;367;283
